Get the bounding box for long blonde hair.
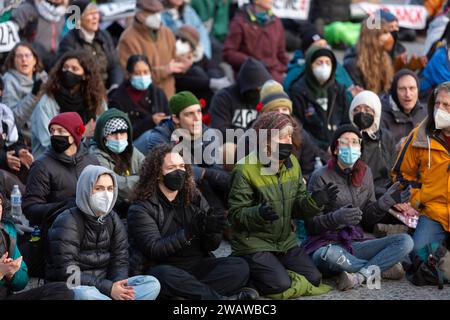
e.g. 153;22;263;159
356;18;394;94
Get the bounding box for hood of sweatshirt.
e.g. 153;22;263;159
75;165;118;220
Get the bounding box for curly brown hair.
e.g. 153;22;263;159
134;144;196;206
356;18;394;94
3;42;44;74
42;50;106;115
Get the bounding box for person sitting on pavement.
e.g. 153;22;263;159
135;91;231;211
46;165;161;300
127;144;257;300
0;191;74;300
349;91;397;199
228;111;335;298
209;57;271;139
23;112;99;227
381;69;427;148
89;108;145;218
392;82;450;255
302;125;414;291
108;54;170;141
289;45;349;151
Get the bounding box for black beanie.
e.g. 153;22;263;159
390;69;420;110
71;0;93;15
330;124;362;155
301;24;324;53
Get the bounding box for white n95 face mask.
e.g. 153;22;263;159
312;64;332;84
434;108;450;130
90;191;114;216
145;12;162;30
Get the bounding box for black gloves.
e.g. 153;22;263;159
185;211;206;238
31;79;43;95
186;208;228;238
258;201;279;222
331;205;363;226
312;183;339;207
204;209;228;234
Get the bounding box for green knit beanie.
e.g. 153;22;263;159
169;91;200;115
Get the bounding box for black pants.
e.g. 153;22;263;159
242;245;322;295
5;282;74;300
148;257;249;300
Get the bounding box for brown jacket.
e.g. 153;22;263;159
118;20;176;99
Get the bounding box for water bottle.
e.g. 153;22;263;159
11;185;29;227
30;226;41;243
314;157;323;171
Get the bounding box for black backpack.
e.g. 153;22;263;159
409;243;450;290
22;207;113;279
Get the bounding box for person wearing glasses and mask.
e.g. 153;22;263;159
302;125;413;291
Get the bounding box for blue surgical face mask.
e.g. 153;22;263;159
106;139;128;154
338;146;361;167
130;75;152;91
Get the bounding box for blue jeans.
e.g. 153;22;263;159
72;275;160;300
412;215;448;253
312;234;414;277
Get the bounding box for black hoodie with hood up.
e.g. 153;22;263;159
209;58;271;138
289;46;350;150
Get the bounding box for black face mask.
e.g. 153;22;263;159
61;70;83;89
277;143;293;161
163;169;186;191
353;112;374;130
242;90;260;106
51;135;72;153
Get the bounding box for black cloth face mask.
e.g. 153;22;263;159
163;169;186;191
353;112;374;130
51;135;71;153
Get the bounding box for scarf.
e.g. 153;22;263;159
80;27;95;44
54;87;95;123
34;0;66;22
0;104;19;147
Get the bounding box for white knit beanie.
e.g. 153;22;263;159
349;90;382;140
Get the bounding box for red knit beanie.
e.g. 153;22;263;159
48;112;86;147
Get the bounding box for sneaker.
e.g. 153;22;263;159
337;272;365;291
223;287;260;300
381;262;405;280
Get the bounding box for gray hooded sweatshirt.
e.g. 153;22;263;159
76;165;118;221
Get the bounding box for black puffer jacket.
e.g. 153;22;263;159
127;190;221;276
46;207;128;296
22;144;99;226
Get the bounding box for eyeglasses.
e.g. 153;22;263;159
338;137;362;147
15;53;33;60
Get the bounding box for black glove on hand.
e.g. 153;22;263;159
312;183;339;207
31;79;43;95
203;167;232;189
185;211;206;238
204;209;228;234
258;200;279;222
331;205;363;226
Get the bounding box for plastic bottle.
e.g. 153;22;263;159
30;226;41;243
314;157;323;171
11;185;29;227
